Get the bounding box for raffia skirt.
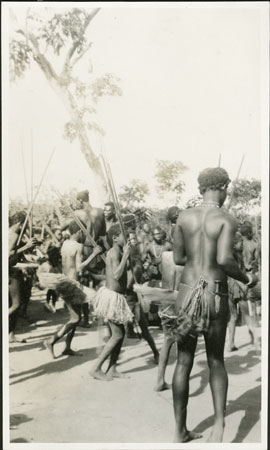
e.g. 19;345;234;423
94;286;133;325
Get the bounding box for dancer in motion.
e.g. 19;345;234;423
43;220;102;358
171;167;258;443
90;224;133;381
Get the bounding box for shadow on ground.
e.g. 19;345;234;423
194;385;261;443
10;413;33;430
10;345;98;385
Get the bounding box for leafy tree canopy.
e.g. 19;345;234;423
119;179;149;208
154;159;188;204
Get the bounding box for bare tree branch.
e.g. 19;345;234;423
70;42;92;68
28;32;59;81
62;7;100;75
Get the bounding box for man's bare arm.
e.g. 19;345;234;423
217;217;249;284
75;244;84;274
9;237;39;256
173;219;187;266
9;278;20;315
111;244;131;281
78;246;103;271
60;218;72;232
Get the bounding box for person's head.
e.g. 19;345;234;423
76;190;89;207
68;220;86;243
123;214;136;229
153;226;164;243
240;222;253;239
53;228;63;242
167;206;180;225
198;167;231;206
9;211;27;231
128;230;138;247
107;224;126;248
233;230;243;250
104;202;116;220
142;223;151;233
62;230;70;240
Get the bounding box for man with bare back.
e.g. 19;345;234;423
171;167;258;443
43;220;102;358
90;224;133;381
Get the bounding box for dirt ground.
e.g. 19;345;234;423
7;288;262;446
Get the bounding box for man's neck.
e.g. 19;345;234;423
83;202;92;211
113;243;122;252
106;216;116;223
202;191;221;205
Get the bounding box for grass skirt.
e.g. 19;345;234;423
159;276;210;342
94;286;133;325
38;273;97;306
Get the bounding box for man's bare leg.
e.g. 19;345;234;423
44;303;81;359
172;336;202;442
241;301;261;351
90;321;124;381
136;305;159;364
155;332;174;391
106;322;130;379
205;318;228;443
227;313;238;351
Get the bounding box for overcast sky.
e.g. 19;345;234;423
5;2;268;207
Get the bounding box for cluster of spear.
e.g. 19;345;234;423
17;141;247;251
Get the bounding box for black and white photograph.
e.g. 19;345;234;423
2;2;269;449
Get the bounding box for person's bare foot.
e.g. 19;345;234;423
173;429;202;443
79;322;91;328
9;336;26;344
44;340;55;359
228;345;238;352
154;381;171;392
106;367;130;379
90;370;113;381
61;349;83;356
250;343;261;353
207;423;224;442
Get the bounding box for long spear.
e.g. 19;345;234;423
218;154;222;167
99;149;127;244
20;140;30;207
53;189;106;264
17;147;56;246
99;144;142;337
226;154;245;210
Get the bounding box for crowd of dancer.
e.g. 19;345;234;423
8;167;261;443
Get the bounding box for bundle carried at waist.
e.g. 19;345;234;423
159;277;210;343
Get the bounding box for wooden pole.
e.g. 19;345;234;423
218;154;221;167
17;147;56;246
226;154;245;210
30;131;34;238
99;145;127;244
20;140;30;207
